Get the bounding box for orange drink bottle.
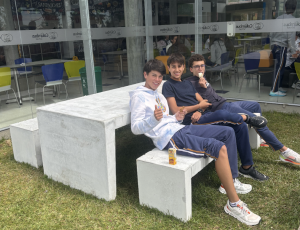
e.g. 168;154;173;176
168;148;177;165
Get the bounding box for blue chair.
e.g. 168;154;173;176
261;38;267;47
239;52;273;97
205;52;232;92
34;63;68;104
221;51;230;65
102;50;119;73
160;50;166;56
15;58;33;76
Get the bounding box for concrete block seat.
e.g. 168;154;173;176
37;82;144;201
137;148;213;222
10;118;42;168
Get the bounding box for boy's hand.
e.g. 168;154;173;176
191;111;201;124
175;108;187;121
199;77;207;88
199;99;211;109
154;105;163;121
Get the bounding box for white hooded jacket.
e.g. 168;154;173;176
129;85;184;150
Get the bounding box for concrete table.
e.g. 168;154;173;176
37;82;144;201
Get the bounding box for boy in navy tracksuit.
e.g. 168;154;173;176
162;53;269;182
186;54;300;166
130;59;261;226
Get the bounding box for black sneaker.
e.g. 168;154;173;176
246;115;268;129
239;166;269;182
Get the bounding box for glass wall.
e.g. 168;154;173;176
1;0;300;129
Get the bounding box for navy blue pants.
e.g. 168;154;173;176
164;125;238;178
271;45;287;92
195;110;253;167
221;101;284;151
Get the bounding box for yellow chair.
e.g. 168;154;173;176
155;56;186;75
153;49;160;59
236;35;241;45
0;67;20;107
263;44;270;50
293;62;300;102
64;60;85;93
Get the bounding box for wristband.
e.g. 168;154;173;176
197;108;204;114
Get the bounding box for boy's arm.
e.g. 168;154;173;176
288;31;297;54
166;97;202;114
130;95;161;135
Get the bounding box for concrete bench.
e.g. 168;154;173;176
245;113;261;150
10;118;42;168
37;82;144;201
137;148;213;222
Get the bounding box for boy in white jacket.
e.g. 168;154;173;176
129;59;261;226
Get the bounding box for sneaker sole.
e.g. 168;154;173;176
238;172;268;182
219;186;252;194
279;155;300;165
269;94;286;97
224;204;261;226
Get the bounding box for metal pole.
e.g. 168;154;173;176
145;0;154;61
79;0;96;95
195;0;203;55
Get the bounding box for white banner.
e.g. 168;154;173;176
1;18;300;46
150;24;194;36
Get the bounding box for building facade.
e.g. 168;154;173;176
1;0;300;129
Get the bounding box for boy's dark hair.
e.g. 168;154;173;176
285;0;297;14
167;53;185;66
188;54;206;68
143;59;166;75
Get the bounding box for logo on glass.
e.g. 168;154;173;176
173;26;180;33
253;22;264;30
49;32;58;40
210;25;219;32
0;34;13;42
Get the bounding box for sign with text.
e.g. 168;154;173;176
198;22;227;34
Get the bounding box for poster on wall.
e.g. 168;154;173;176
11;0;65;15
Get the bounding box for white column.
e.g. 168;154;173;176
124;0;145;84
0;0;19;65
62;0;75;58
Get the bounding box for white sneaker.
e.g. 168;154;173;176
291;83;300;90
269;91;286;97
279;148;300;165
278;87;287;93
224;200;261;226
219;178;252;194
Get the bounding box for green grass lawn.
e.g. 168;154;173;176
1;111;300;229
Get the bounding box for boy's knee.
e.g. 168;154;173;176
219;145;228;158
223;126;235;135
254;102;262;113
